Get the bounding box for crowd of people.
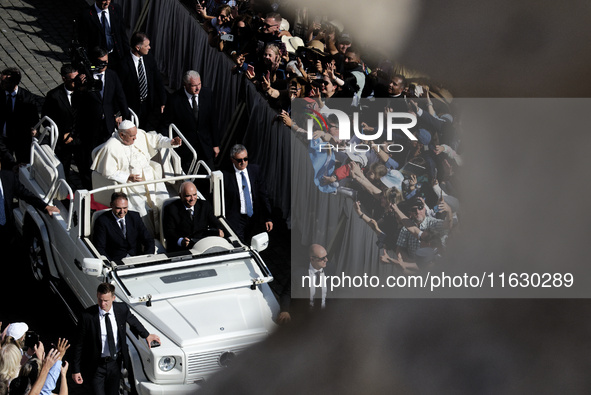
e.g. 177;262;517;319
186;1;463;320
0;322;69;395
195;0;462;273
2;0;465;391
1;1;278;392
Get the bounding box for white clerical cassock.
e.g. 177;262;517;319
91;126;181;232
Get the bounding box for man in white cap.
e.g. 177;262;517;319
91;120;181;230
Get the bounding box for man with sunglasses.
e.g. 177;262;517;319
279;243;330;324
395;197;452;268
307;244;329;309
256;12;282;46
223;144;273;243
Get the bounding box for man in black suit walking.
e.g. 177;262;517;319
41;64;81;180
222;144;273;243
161;70;218;171
93;192;155;261
162;181;224;252
77;0;129;72
0;67;39;166
71;282;160;395
73;46;129;188
0;160;60;245
118;32;166;131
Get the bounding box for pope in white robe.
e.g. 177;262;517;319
91;120;182;232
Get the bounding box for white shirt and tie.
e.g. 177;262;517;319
99;307;119;357
95;4;111;26
233;166;252;215
184;89;198;109
64;86;73;106
308;263;327;308
112;212;126;238
93;71;105;98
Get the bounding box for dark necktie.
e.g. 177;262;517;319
95;74;104;98
0;187;6;226
191;95;199;123
119;219;126;238
101;11;114;52
6;93;13;113
104;312;116;358
241;171;253;217
138;58;148;101
315;270;322;283
311;270;323;306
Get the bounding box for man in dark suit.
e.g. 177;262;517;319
163;181;224;252
73;46;129;188
161;70;218;171
0;160;60;247
77;0;129;72
117;32;166;131
287;244;330;319
71;282;160;395
93;192;154;261
0;67;40;165
222;144;273;243
41;64;81;180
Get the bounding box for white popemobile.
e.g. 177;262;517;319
14;113;279;394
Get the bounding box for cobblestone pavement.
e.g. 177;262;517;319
0;0;89;98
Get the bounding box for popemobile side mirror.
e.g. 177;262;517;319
82;258;104;277
250;232;269;252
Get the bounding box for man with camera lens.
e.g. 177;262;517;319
73;46;129;189
77;0;129;73
41;64;82;182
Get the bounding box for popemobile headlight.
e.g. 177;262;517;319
158;356;177;372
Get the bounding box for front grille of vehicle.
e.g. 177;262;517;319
186;345;249;381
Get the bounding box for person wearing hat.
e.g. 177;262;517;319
73;46;130;189
394;196;452;266
91;120;181;224
3;322;28;348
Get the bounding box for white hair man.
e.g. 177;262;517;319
91;120;181;230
